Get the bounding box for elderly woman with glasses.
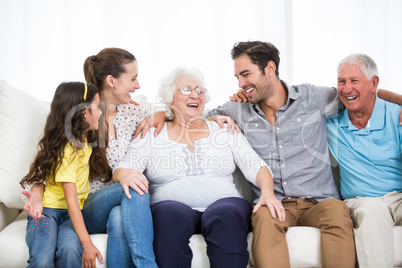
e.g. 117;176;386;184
113;67;282;268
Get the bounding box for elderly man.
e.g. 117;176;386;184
326;53;402;268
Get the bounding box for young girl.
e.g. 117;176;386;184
20;81;111;268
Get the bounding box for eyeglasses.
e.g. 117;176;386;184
177;85;207;96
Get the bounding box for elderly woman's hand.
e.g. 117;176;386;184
253;194;286;222
206;115;241;134
114;168;149;198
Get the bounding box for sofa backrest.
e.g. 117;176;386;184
0;80;49;209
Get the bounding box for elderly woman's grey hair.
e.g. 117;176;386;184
158;67;211;120
338;53;378;80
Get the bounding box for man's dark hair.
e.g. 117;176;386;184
231;41;280;76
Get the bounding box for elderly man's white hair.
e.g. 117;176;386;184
158;67;211;120
338;53;378;80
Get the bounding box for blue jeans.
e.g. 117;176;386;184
82;182;157;268
25;207;82;268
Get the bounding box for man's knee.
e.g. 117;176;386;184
318;199;353;227
349;198;392;227
252;206;286;232
321;198;350;216
352;198;389;215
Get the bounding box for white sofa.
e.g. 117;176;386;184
0;79;401;268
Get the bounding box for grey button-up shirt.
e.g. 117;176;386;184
208;81;341;203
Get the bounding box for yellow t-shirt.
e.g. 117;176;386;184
42;142;92;209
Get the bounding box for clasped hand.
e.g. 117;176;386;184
253;194;286;222
119;169;150;198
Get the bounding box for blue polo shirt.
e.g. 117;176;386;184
327;98;402;199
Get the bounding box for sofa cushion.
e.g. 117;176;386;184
2;211;402;267
394;227;402;266
0;80;49;208
247;227;322;267
0;210;107;268
0;202;20;231
0;211;30;267
0;210;210;268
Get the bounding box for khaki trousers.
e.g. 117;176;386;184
344;191;402;268
252;198;356;268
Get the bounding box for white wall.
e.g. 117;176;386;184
0;0;401;110
292;0;402;93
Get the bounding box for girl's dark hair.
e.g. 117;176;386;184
83;47;136;93
231;41;280;76
20;82;112;188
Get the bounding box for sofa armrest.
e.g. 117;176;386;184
0;202;20;232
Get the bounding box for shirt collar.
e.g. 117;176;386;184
286;82;302;102
252;80;301;112
340;97;385;131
